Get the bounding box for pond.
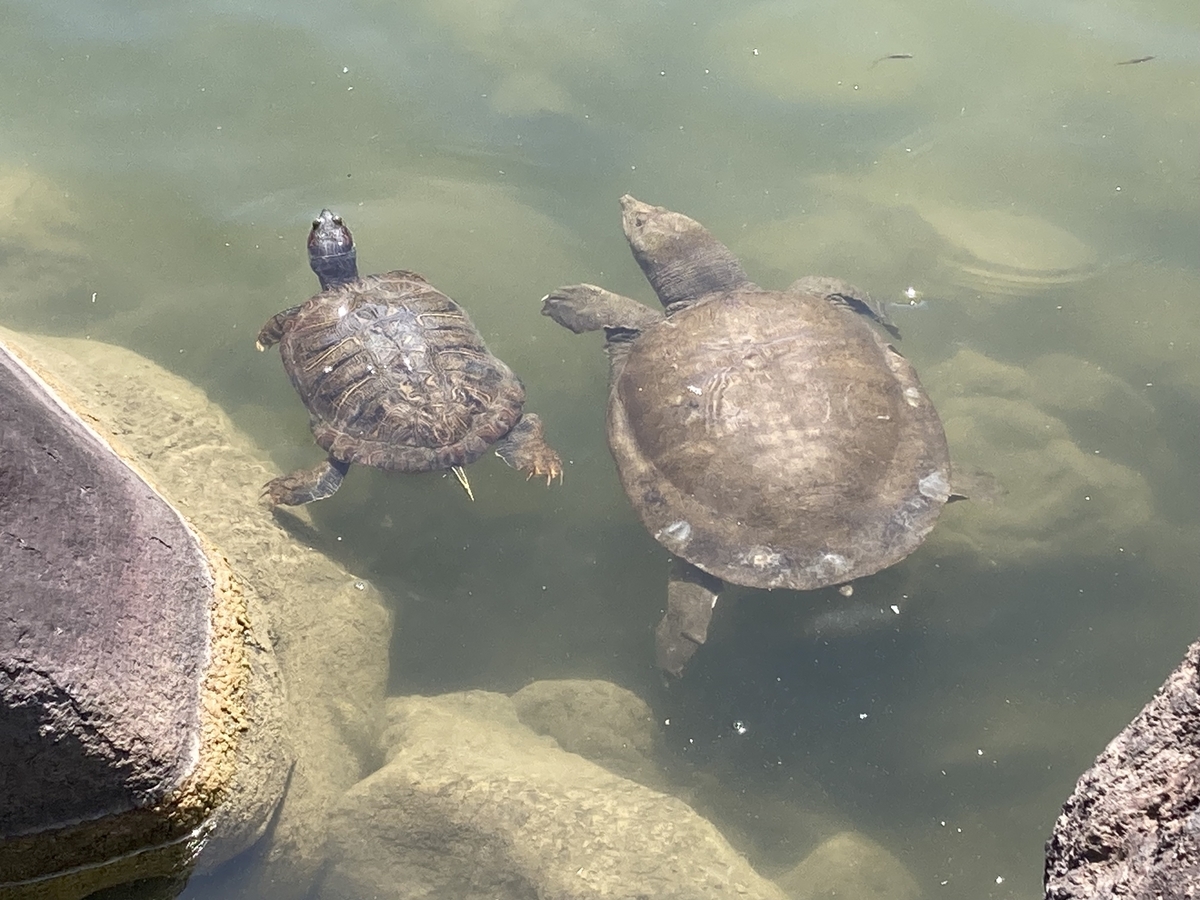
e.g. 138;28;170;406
2;0;1198;897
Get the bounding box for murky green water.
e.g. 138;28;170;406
3;0;1199;896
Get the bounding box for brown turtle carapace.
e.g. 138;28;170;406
543;196;950;675
258;210;561;506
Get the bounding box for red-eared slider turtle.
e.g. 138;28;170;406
542;195;951;675
257;209;562;506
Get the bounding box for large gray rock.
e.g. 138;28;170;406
0;329;392;900
0;336;288;900
320;690;789;900
1045;639;1200;898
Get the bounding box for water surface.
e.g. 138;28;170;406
3;0;1199;897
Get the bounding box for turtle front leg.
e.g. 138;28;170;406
255;305;302;350
656;559;723;676
262;455;350;506
494;413;562;484
541;284;662;334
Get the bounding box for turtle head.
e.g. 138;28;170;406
619;195;752;308
308;209;359;291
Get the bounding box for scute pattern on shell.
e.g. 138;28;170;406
279;270;525;472
607;285;950;591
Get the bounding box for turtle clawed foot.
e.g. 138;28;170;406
260;457;349;507
525;454;564;486
542;284;661;334
495;413;563;487
260;475;308;508
515;447;563;485
540;284;608;334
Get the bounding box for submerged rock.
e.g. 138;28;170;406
320;690;788;900
1045;639;1200;898
775;830;922;900
915;202;1098;297
0;328;391;900
511;678;665;788
925;348;1153;567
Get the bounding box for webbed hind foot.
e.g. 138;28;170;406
262;456;350;506
655;559;724;676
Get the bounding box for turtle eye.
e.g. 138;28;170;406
635;214;647;228
311;218;321;229
333;216;343;226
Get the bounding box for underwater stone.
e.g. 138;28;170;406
511;678;665;789
776;830;922;900
321;690;788;900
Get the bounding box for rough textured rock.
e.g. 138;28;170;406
1044;638;1200;899
319;690;788;900
0;336;288;900
511;679;665;788
0;329;392;900
775;831;922;900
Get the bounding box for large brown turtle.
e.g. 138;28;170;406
542;195;951;675
257;209;562;506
